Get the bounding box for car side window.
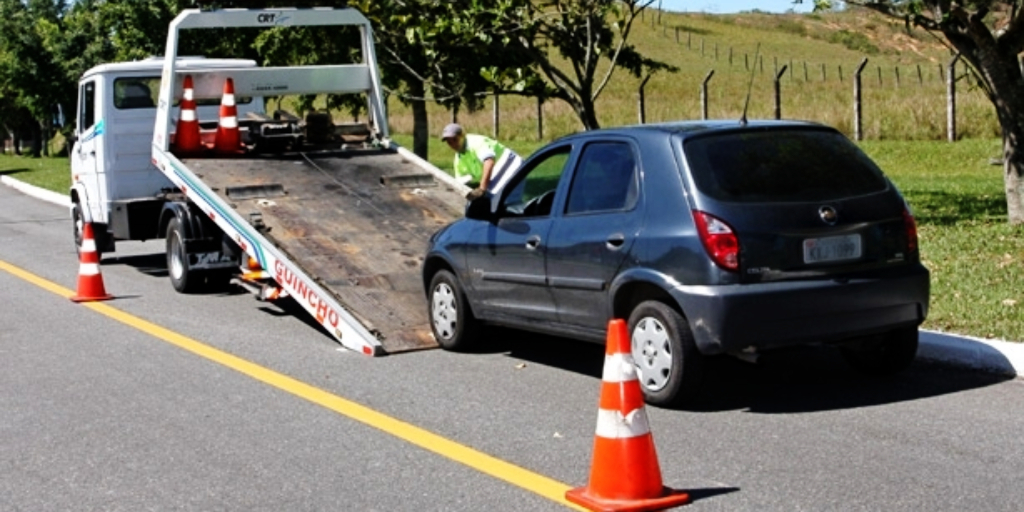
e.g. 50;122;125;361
500;146;571;218
565;141;638;215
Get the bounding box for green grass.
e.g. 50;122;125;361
860;140;1024;342
386;8;996;143
0;153;71;192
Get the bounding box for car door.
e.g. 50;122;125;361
72;79;104;222
546;139;643;330
463;145;573;323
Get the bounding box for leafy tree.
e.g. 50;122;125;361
804;1;1024;225
492;0;678;130
0;0;68;156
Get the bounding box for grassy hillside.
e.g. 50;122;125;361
386;7;996;142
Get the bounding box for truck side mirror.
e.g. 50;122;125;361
465;194;495;221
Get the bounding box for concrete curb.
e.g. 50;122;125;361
0;174;72;208
919;330;1024;378
1;173;1021;379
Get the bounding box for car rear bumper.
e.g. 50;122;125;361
670;265;930;355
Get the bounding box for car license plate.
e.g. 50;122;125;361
803;234;862;264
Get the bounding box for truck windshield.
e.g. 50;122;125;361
682;128;889;203
114;76;252;110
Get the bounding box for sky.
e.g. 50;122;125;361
659;0;815;14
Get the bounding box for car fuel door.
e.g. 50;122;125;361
546;140;643;330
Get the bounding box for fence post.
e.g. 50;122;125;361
675;27;679;43
917;64;923;85
948;53;960;142
774;65;788;119
492;92;500;139
938;62;944;81
854;58;869;141
536;96;544;141
745;53;749;70
729;46;733;66
715;43;718;60
701;70;715;120
838;64;844;82
877;65;882;86
688;32;692;49
638;74;652;124
895;66;901;88
821;62;826;81
759;55;764;73
804;61;809;82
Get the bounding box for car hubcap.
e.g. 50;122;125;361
632;317;673;392
169;234;185;280
431;283;457;340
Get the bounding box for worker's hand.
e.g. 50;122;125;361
465;187;486;200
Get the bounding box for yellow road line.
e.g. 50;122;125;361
0;259;587;511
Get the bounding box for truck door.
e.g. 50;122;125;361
463;146;572;323
546;140;643;330
72;79;103;223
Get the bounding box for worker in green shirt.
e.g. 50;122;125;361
441;123;522;202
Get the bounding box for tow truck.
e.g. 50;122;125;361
71;6;470;355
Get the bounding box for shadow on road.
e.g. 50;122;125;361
473;327;1013;414
104;252;246;297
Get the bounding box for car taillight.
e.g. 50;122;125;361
902;206;918;253
693;210;739;271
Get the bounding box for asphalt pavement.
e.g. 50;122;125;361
2;177;1024;511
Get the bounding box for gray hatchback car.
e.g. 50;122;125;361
422;120;929;407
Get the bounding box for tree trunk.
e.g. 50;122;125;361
27;120;41;158
943;26;1024;224
409;80;428;160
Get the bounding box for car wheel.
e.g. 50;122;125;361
428;269;480;351
628;301;704;407
166;217;204;294
839;327;919;375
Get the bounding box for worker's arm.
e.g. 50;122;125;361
466;157;495;200
478;157;495;190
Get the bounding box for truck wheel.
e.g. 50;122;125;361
840;327;919;375
628;301;704;408
166;217;203;293
72;202;90;258
428;270;480;351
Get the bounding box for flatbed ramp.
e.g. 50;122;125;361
184;147;466;353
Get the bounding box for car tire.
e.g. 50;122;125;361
628;301;704;408
428;269;480;351
839;326;919;375
166;217;204;294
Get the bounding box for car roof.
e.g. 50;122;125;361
554;119;832;144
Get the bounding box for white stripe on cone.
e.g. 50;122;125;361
602;353;639;383
181;109;196;122
222;94;235;106
81;238;96;253
220;116;238;129
78;263;101;275
595;407;651;439
184;89;193;101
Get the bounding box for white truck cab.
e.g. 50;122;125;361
70;57;264;252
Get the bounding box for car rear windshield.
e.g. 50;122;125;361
682;128;889;203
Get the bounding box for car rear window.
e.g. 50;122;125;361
682;128;888;202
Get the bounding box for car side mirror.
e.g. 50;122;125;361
465;194;495;221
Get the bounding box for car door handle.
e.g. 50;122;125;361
525;235;541;250
606;233;625;250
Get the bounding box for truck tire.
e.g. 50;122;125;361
428;270;480;351
72;202;93;259
166;217;203;293
840;327;919;375
628;301;704;408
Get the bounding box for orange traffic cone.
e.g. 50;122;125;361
172;74;202;155
566;319;690;512
70;223;114;303
214;77;243;155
